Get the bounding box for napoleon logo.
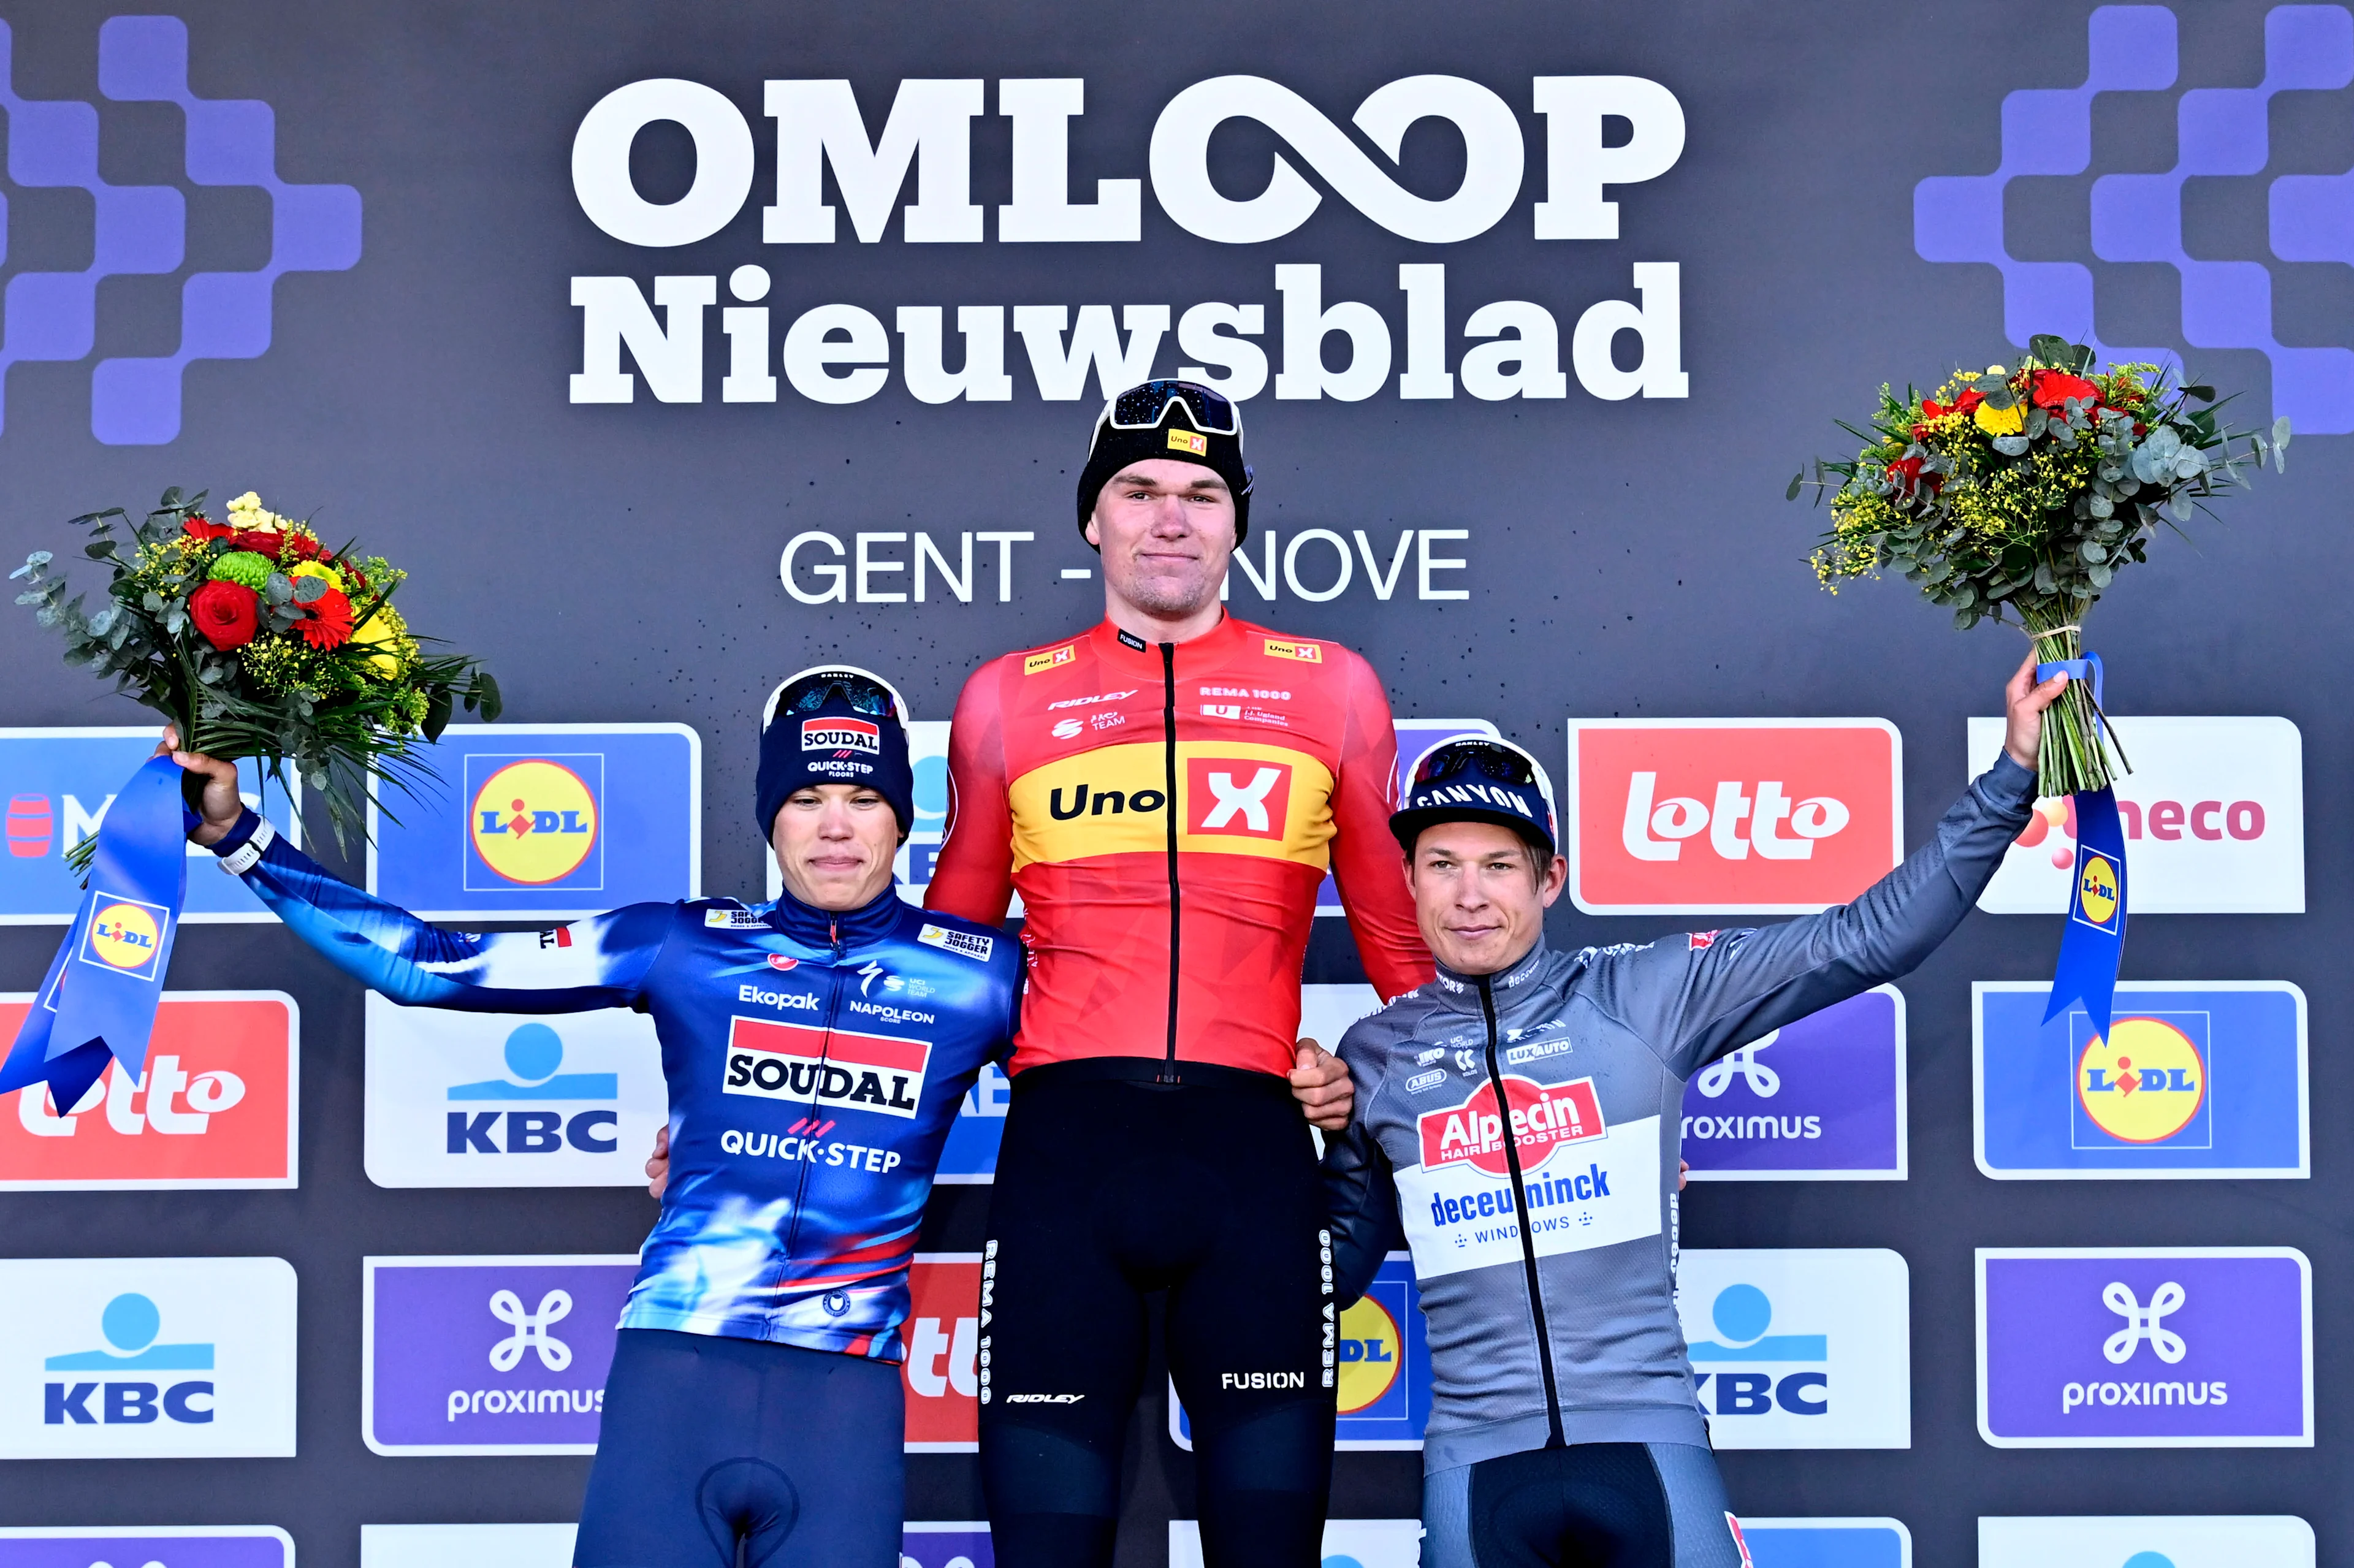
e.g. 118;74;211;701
802;717;881;756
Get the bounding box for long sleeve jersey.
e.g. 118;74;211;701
1322;756;2037;1470
208;812;1021;1362
924;614;1431;1078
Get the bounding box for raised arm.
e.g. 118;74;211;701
1327;650;1434;1002
1591;655;2061;1078
924;661;1016;926
172;735;666;1012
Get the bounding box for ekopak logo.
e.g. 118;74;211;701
1566;721;1900;915
1976;1248;2312;1448
370;725;701;921
0;1527;294;1568
1968;717;2304;914
362;1256;633;1456
363;997;666;1190
0;994;296;1190
902;1254;981;1452
0;1257;296;1459
1682;986;1905;1182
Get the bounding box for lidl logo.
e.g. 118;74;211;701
1567;720;1902;915
2074;851;2122;932
1173;1254;1430;1452
1335;1293;1402;1415
468;759;601;888
0;994;297;1191
1675;1250;1909;1449
79;895;169;981
0;1256;297;1458
1975;983;2306;1179
801;717;880;755
373;725;698;921
365;999;665;1190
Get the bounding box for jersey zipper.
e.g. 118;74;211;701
1477;973;1566;1448
777;924;851;1267
1157;639;1183;1083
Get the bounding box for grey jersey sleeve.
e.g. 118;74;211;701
1588;755;2038;1079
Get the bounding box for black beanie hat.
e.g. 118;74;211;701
1076;379;1254;546
756;666;915;843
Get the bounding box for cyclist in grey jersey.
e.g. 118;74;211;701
1323;656;2063;1567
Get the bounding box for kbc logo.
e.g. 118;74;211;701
1567;721;1900;914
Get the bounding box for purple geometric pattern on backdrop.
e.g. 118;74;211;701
91;15;362;444
0;1539;285;1568
0;18;187;436
1915;5;2354;433
368;1260;634;1451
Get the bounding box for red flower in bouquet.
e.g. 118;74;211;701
189;579;259;650
2030;368;2102;409
295;587;355;650
182;515;234;542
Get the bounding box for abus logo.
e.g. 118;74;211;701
1568;720;1901;915
0;994;295;1190
1185;758;1293;840
1970;717;2304;915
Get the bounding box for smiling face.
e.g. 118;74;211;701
1085;458;1238;623
771;783;901;911
1407;820;1567;976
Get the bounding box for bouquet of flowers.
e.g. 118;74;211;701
12;487;500;856
1792;335;2286;797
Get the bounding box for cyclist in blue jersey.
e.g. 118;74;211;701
166;668;1020;1568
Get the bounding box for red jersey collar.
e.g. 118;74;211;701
1086;612;1248;672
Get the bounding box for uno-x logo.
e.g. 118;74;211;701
1916;4;2354;435
1188;759;1292;838
486;1289;573;1372
0;16;362;444
1693;1035;1780;1099
2103;1280;2187;1365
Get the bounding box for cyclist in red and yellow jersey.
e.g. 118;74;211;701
926;381;1431;1568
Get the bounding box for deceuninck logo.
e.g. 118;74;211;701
0;16;362;444
1974;981;2308;1179
1976;1247;2313;1446
1917;4;2354;435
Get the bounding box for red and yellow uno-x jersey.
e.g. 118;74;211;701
926;614;1432;1077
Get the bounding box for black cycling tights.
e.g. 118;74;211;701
1422;1444;1750;1568
978;1059;1335;1568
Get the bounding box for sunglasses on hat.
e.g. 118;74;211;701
779;671;901;720
1094;379;1242;444
1412;738;1545;793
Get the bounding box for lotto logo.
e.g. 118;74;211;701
901;1256;981;1451
1567;721;1901;914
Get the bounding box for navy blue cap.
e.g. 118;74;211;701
756;666;915;842
1390;736;1558;858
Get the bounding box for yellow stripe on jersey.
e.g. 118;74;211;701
1009;740;1337;871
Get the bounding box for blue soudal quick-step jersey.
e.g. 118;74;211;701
208;811;1021;1361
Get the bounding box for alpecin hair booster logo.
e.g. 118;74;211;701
0;16;362;444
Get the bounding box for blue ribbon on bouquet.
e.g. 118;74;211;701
0;755;191;1114
2036;652;2127;1043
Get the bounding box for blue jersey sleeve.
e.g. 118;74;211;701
214;812;671;1011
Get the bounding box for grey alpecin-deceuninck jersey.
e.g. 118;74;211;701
1324;755;2036;1473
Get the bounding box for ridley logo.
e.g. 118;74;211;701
1419;1074;1607;1176
1569;721;1901;915
802;717;880;755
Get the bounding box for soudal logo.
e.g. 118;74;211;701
724;1018;930;1118
1184;758;1293;840
802;717;881;755
1569;720;1902;915
468;759;600;888
1419;1074;1606;1176
0;996;296;1190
